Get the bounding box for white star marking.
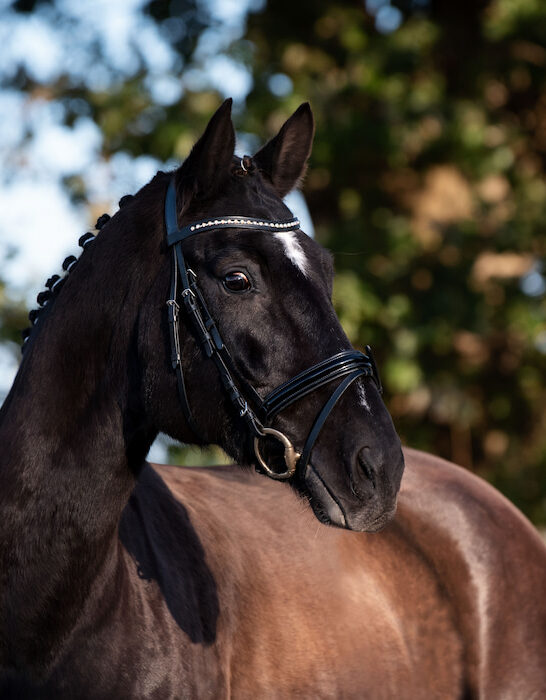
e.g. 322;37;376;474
273;230;308;276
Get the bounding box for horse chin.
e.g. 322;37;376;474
301;463;397;533
357;508;398;533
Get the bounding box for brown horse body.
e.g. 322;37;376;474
6;447;544;698
112;448;543;699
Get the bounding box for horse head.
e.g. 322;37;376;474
134;100;404;532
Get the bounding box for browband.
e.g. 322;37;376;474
168;217;301;246
165;177;300;246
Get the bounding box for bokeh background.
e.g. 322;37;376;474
1;0;545;525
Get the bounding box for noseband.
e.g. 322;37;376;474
164;176;382;481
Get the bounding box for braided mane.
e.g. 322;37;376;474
21;195;135;353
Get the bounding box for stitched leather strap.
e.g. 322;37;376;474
259;350;379;422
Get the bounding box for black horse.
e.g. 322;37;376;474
0;101;406;696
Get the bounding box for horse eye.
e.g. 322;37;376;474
223;271;251;293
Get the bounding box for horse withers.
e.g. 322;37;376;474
0;101;407;696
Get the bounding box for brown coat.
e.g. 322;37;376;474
115;446;544;699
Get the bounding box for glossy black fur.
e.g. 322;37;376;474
0;101;405;695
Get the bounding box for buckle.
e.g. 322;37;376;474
166;299;179;321
180;287;198;314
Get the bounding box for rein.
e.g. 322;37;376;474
164;176;382;481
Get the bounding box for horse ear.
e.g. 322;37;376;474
253;103;315;198
176;98;235;204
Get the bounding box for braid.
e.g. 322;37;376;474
21;195;134;353
21;214;105;353
119;194;134;208
96;213;110;229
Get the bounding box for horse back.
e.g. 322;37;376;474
157;454;546;699
396;447;546;698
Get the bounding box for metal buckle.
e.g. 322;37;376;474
166;299;179;314
181;287;199;318
254;427;300;481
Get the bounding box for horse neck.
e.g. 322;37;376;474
0;201;163;668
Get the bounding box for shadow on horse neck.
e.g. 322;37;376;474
0;100;405;688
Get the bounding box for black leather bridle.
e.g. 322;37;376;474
164;176;382;481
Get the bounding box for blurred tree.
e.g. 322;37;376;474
234;0;546;523
0;273;27;348
1;0;545;520
0;0;239;461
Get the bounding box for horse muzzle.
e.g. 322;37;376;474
300;435;405;532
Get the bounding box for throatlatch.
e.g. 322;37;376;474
164;175;382;481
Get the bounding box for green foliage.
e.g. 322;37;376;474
234;0;546;523
0;283;26;349
0;250;27;349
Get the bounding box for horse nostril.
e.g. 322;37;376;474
357;447;377;490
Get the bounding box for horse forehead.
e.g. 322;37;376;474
272;230;308;276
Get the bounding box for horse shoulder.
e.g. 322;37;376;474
26;465;226;698
396;446;546;698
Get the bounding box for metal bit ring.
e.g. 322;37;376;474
254;427;300;481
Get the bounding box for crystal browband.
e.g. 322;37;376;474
166;215;301;245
